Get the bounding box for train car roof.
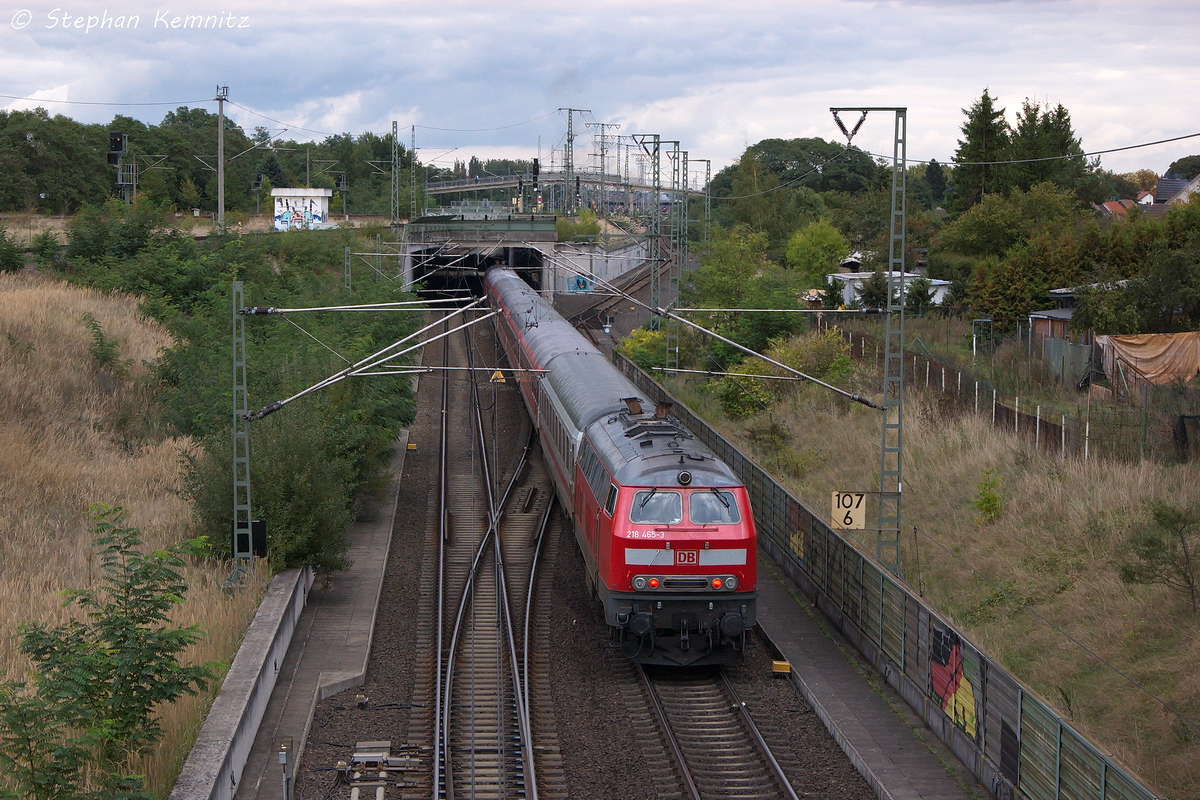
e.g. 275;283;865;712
485;267;739;489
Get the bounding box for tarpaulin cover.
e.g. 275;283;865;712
1095;332;1200;385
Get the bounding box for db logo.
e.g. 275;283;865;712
674;550;699;566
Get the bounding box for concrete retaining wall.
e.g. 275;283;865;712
169;566;313;800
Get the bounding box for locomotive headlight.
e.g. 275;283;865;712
648;577;660;589
711;577;724;589
725;576;738;590
633;576;647;590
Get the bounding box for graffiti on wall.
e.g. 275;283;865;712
274;197;325;231
930;624;979;739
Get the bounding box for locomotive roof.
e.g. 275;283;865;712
486;267;739;488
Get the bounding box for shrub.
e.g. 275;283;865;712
618;327;667;372
1118;500;1200;610
973;469;1003;524
0;227;24;273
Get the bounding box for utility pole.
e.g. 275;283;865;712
831;106;907;577
410;125;418;220
558;108;591;214
216;85;228;228
587;120;620;217
391;121;400;229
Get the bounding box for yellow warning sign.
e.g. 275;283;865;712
490;370;507;383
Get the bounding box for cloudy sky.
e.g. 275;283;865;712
2;0;1197;181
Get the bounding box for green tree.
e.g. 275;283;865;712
1119;500;1200;611
784;219;849;287
953;89;1011;209
0;508;211;798
904;275;936;314
1166;155;1200;180
926;158;947;204
0;226;24;272
1009;99;1089;195
856;268;891;309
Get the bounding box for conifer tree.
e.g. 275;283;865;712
953;89;1011;210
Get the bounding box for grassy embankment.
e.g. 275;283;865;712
664;322;1200;799
0;272;265;796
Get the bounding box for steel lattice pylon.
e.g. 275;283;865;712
832;106;907;577
230;281;254;586
391;121;400;229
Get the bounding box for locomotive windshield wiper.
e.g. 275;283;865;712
639;488;658;509
711;487;730;508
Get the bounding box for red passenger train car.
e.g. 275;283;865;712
484;266;756;666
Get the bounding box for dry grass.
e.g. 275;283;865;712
0;271;265;797
673;356;1200;799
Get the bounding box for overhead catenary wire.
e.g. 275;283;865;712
243;299;489;419
878;129;1200;167
0;93;211;106
540;258;881;409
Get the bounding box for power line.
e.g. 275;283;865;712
712;146;854;201
415;110;560;133
0;93;210;106
875;130;1200;167
226;101;337;137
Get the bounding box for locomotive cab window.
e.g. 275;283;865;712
689;490;742;525
629;490;682;525
604;483;619;516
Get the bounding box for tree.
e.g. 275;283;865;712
1119;500;1200;611
0;508;212;798
904;275;936;314
926;158;947;204
856;268;891;309
1166;155;1200;181
1009;99;1088;195
953;89;1011;209
784;219;849;288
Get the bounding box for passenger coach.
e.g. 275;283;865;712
484;266;757;666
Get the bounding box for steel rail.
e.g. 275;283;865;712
432;314;450;800
720;672;803;800
468;327;539;800
439;322;536;799
522;498;556;725
637;665;702;800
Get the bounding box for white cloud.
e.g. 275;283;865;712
0;0;1196;174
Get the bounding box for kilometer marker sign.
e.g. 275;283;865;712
831;491;866;530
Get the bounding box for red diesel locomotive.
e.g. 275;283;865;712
484;266;757;666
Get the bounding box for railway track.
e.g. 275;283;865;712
400;310;561;800
638;666;802;800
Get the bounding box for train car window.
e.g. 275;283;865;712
629;490;682;524
604;483;618;516
578;440;608;501
688;490;742;525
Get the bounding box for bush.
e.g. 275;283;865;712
0;508;212;798
618;327;667;372
30;228;61;269
973;469;1003;524
1118;500;1200;610
0;227;24;273
709;361;773;418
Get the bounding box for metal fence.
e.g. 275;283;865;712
840;329;1200;464
613;352;1161;800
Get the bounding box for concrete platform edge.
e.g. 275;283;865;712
756;618;897;800
288;426;408;775
169;565;314;800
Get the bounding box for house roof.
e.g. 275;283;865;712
1030;308;1074;321
1155;177;1190;204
